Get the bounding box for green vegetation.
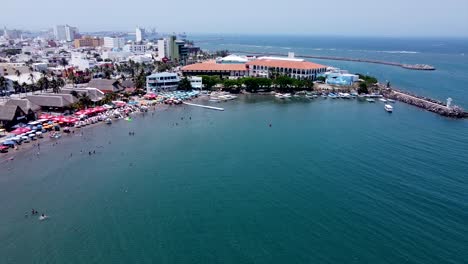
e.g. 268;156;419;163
178;77;193;91
358;82;369;94
316;76;326;82
201;75;221;90
357;74;378;85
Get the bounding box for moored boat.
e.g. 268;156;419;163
379;98;388;102
366;98;376;103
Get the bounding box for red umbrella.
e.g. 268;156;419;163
38;114;53;119
11;129;23;135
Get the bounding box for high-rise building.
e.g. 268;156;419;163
65;25;78;42
157;36;187;62
54;25;78;41
1;26;21;39
135;27;145;43
54;25;67;41
103;37;126;49
157;39;169;59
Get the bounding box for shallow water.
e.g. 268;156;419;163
1;96;467;264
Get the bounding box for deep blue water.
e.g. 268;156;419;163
192;35;468;108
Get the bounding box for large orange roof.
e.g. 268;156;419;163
246;59;326;70
182;60;247;72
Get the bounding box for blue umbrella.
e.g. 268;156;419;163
2;140;15;145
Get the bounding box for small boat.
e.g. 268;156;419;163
328;93;338;99
384;104;394;112
366;98;375;103
379;98;387;102
387;99;396;103
105;118;112;124
274;93;285;99
283;93;292;98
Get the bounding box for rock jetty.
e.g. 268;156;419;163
383;88;467;118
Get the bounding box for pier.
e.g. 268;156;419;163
231;51;436;71
382;88;468;118
183;102;225;111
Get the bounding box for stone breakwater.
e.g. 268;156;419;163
382;88;468;118
231;51;436;70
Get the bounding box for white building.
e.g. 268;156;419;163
128;54;152;63
102;51;132;61
146;72;180;92
123;44;147;54
103;37;126;49
54;25;77;41
70;52;95;70
54;25;67;41
135;27;145;42
65;26;78;42
189;76;202;89
157;39;169;59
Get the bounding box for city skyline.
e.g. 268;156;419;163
1;0;468;37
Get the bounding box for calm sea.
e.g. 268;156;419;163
193;34;468;108
0;36;467;264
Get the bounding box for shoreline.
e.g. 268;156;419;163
0;103;170;163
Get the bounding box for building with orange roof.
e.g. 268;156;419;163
181;60;248;77
246;55;327;80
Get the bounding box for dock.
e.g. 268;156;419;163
183;102;225;111
232;51;436;71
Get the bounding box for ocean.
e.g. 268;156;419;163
192;34;468;108
1;36;467;264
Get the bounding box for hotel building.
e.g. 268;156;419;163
246;56;327;80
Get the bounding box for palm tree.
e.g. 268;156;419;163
28;73;36;94
12;81;21;95
0;76;7;98
78;93;92;108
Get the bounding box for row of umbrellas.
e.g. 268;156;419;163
74;106;107;116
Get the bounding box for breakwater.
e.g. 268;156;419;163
231;51;436;71
381;88;468;118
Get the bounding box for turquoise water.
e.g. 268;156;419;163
1;96;467;263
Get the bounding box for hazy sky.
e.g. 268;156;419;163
2;0;468;37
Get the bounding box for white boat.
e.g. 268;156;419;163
366;98;375;103
283;93;292;98
384;104;394;112
379;98;387;102
387;99;396;103
274;93;285;99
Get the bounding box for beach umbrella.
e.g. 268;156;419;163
11;128;23;135
38;114;53;119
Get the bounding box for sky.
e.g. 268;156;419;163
1;0;468;37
